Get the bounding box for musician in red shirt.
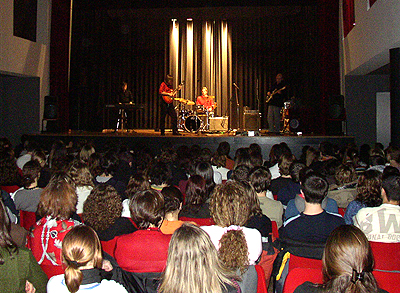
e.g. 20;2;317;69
196;87;216;112
159;74;181;136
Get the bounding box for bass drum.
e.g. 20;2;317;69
184;115;202;132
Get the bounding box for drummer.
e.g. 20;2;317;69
196;87;216;112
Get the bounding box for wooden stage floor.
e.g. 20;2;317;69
28;129;355;159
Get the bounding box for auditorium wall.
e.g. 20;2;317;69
0;0;51;144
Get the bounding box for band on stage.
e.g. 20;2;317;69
111;73;292;134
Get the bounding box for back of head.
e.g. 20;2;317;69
125;173;151;199
381;175;400;202
184;175;207;209
83;184;122;232
323;225;378;293
301;171;328;204
210;180;250;227
278;153;295;176
217;141;230;156
68;160;93;187
249;166;271;193
63;225;102;293
231;164;250;182
0;200;17;264
289;162;306;183
22;159;41;188
356;170;382;207
37;171;77;220
129;189;164;229
160;223;232;293
335;164;357;186
148;161;172;186
161;186;183;214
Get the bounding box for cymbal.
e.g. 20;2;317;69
187;101;195;105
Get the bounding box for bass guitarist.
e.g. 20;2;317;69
159;74;182;135
266;73;287;133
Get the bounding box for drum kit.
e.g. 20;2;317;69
174;98;214;133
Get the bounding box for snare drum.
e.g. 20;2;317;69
196;105;206;114
184;115;202;132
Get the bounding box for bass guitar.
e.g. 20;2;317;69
162;81;185;104
265;86;286;104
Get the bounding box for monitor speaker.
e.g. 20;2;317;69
243;112;261;131
44;96;58;119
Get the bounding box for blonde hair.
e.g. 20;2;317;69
159;223;235;293
62;225;102;293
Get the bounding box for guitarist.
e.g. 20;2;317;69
159;74;182;135
266;73;287;133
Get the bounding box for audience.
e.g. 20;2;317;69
0;199;47;293
270;153;295;199
249;166;284;227
344;170;382;225
83;184;136;242
159;223;240;293
13;159;42;212
67;160;94;214
114;189;171;273
47;225;127;293
121;173;151;218
279;171;345;243
180;175;211;219
354;174;400;242
294;225;388;293
327;163;358;208
27;171;81;274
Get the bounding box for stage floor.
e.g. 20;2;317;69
29;128;354;159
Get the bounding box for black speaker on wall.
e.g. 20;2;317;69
44;95;58;119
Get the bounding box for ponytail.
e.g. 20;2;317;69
64;260;83;293
218;227;249;274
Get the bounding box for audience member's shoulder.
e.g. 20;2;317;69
294;281;323;293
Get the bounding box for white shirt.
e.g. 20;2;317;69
201;225;262;265
47;274;128;293
354;203;400;243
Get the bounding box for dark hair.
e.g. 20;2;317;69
356;170;382;207
217;141;231;156
249;166;271;193
83;184;122;232
382;166;400;179
125;173;151;199
0;200;17;265
100;150;120;176
381;175;400;202
240;181;262;217
22;160;41;188
231;165;250;182
182;175;207;214
161;186;183;213
249;143;263;167
148;162;172;186
301;172;329;204
194;162;215;197
129;189;164;229
289;162;306;183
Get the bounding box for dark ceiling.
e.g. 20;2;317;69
74;0;317;10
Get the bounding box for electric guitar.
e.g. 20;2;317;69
265;86;286;104
162;81;185;104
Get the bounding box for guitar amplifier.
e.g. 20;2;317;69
209;117;229;131
243;112;261;131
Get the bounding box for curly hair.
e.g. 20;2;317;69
83;184;122;232
219;229;249;274
355;170;382;207
210;181;251;227
335;164;357;185
210;181;250;274
68;160;94;187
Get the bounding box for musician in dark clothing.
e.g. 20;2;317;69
119;81;133;104
267;73;287;133
159;74;181;136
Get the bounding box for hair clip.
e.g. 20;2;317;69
224;225;242;233
351;269;364;284
69;260;79;267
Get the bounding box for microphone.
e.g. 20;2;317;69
233;82;239;90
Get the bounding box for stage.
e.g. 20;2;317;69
27;129;355;159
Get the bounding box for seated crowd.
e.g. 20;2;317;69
0;136;399;293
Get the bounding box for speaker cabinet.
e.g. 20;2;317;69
44;96;58;119
243;112;261;131
209;117;228;131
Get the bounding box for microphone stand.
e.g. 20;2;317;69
233;83;240;130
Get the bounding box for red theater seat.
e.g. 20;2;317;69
369;241;400;271
283;268;323;293
179;217;215;226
